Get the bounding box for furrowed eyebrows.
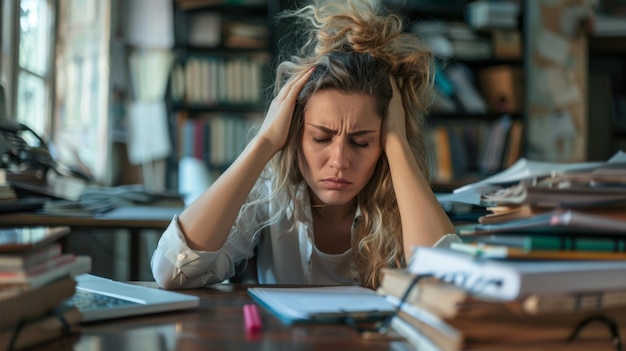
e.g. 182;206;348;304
307;124;378;137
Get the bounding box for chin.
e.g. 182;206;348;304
316;191;357;207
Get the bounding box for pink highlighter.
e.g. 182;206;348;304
244;303;263;333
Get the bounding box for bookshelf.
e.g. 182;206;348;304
381;0;526;191
587;10;626;161
166;0;280;188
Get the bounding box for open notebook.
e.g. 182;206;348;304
66;274;200;322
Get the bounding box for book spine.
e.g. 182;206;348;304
0;276;77;329
0;243;62;270
0;306;82;350
0;254;76;283
525;236;626;252
389;316;441;351
523;290;626;314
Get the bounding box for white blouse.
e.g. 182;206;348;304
150;183;462;290
150;184;361;289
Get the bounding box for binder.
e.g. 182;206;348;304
408;247;626;300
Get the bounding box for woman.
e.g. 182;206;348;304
151;0;458;289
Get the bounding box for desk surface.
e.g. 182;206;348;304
0;206;181;229
31;284;404;351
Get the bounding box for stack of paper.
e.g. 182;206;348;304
456;152;626;260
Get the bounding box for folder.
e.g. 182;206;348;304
460;209;626;236
247;286;395;325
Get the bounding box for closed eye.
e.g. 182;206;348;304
313;138;330;144
351;140;369;148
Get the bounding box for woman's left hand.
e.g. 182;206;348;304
382;76;408;152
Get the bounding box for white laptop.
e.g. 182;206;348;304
67;274;200;322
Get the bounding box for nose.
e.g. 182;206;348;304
329;140;349;170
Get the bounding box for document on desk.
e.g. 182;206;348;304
248;286;396;325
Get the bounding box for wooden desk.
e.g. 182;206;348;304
30;284;404;351
0;206;181;280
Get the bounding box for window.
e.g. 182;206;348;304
17;0;54;137
1;0;55;139
2;0;114;185
54;0;113;184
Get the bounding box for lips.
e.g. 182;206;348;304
321;177;352;190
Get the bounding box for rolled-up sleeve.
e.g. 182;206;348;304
151;215;256;289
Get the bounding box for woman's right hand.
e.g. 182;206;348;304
256;68;314;153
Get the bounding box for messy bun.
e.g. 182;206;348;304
275;0;434;116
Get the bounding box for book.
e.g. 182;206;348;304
524;186;626;208
408;246;626;300
522;289;626;314
450;241;626;260
0;305;82;350
460;209;626;236
0;243;62;270
379;268;546;320
0;227;70;253
392;307;461;351
389;315;440;351
0;275;76;329
0;255;90;290
465;0;520;30
481;182;626;208
478;204;626;225
0;254;76;283
247;286;395;325
462;233;626;251
380;266;626;317
388;291;626;346
378;268;487;319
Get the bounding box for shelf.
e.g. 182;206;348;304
427;112;523;122
173;45;270;55
381;0;467;20
443;57;523;67
175;1;268;14
171;103;265;114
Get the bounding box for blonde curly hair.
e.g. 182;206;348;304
240;0;434;288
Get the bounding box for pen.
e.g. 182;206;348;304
244;303;262;333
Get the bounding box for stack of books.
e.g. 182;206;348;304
0;227;91;350
379;153;626;349
456;155;626;260
379;247;626;350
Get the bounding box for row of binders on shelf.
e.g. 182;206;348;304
384;150;626;349
427;114;523;183
170;54;269;107
176;112;263;168
0;227;91;350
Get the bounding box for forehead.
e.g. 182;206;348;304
304;90;382;128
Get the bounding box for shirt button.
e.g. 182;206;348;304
177;253;186;261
